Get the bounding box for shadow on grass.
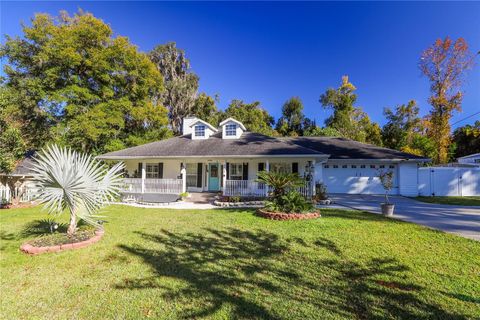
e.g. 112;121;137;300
19;218;68;238
117;227;468;319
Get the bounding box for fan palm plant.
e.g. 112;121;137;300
31;145;124;235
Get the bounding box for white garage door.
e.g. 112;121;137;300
322;163;399;194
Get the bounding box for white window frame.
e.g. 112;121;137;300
186;163;198;187
195;125;205;137
225;124;236;136
146;164;159;179
229;163;243;180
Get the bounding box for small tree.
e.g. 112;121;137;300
31;145;124;235
378;170;394;204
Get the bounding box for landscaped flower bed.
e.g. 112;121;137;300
256;208;320;220
20;229;104;255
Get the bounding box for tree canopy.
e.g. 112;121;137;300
382;100;434;158
419;37;475;164
1;10;170;155
190;93;222;127
149;42;199;135
223;100;275;136
452;121;480;159
319;76;382;145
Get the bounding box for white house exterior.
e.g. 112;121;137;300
97;117;430;200
458;153;480;166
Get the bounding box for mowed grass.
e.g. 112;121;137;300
415;196;480;206
1;205;479;320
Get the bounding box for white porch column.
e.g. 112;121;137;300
222;161;227;194
265;160;270;197
311;160;316;196
141;161;146;193
181;162;187;193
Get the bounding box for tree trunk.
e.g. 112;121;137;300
67;209;77;236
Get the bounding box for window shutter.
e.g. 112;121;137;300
138;163;143;178
292;162;299;174
258;162;264;172
226;162;230;179
197;163;203;188
158;163;163;179
243;163;248;180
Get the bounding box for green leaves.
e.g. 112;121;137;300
1;10;168;155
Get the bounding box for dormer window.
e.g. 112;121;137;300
195;125;205;137
225;124;236;136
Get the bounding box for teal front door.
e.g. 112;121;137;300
208;163;220;191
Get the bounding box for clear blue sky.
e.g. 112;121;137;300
1;1;479;128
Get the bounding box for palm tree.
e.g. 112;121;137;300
255;171;303;199
31;145;124;235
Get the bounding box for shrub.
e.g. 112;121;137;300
265;190;314;214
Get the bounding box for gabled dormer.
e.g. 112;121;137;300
219;118;246;139
187;118;218;139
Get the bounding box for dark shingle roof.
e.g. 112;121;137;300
283;137;429;161
0;152;36;176
98;132;326;159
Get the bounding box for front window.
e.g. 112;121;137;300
195;125;205;137
186;163;198;187
146;164;159;178
226;124;236;136
229;163;243;180
270;163;291;174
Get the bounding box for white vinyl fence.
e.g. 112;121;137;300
418;167;480;196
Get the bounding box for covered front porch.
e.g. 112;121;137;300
119;158;319;199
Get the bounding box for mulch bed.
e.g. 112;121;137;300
20;229;104;255
256;208;320;220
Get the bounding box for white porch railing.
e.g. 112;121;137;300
224;179;313;198
121;178;183;194
225;180;267;197
0;185;37;203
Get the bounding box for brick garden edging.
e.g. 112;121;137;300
213;200;265;208
20;229;104;255
256;208;320;220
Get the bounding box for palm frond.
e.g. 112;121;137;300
31;145;124;228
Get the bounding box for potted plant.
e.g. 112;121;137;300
314;182;330;205
179;192;189;201
378;170;394;216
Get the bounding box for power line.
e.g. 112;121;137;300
451;111;480;126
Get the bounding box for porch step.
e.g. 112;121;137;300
186;192;217;204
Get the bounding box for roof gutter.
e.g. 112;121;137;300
97;154;330;160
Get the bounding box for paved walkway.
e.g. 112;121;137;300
329;194;480;241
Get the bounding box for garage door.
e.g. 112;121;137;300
322;163;399;194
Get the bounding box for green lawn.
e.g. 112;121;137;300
415;196;480;206
1;206;479;319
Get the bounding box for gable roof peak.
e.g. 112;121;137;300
188;119;218;132
219;117;247;130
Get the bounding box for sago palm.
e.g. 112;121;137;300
31;145;124;235
255;171;303;199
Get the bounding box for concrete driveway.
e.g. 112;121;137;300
329;194;480;241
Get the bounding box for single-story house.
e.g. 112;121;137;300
97;117;429;198
0;153;36;202
457;153;480;166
